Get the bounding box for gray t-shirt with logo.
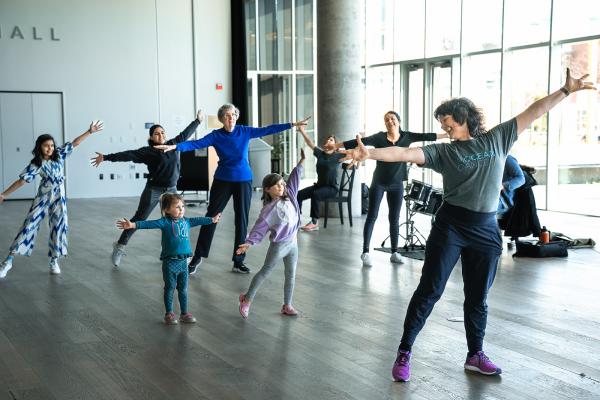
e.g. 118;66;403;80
421;118;518;213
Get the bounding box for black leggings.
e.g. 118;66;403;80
363;182;404;253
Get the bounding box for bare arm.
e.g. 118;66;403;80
436;132;449;140
73;121;104;147
297;125;316;149
339;135;425;167
516;68;596;135
0;179;27;203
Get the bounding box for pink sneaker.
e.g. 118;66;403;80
239;293;251;319
281;304;298;316
301;222;319;232
164;312;178;325
179;312;197;324
464;351;502;375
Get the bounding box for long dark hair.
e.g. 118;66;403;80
434;97;487;137
261;173;288;205
31;134;59;167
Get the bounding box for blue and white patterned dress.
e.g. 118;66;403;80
9;142;73;258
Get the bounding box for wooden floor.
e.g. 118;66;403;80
0;195;599;400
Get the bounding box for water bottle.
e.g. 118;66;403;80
540;226;550;244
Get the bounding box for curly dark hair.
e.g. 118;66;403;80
261;173;288;205
31;134;59;167
433;98;486;137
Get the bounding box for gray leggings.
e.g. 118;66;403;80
245;239;298;305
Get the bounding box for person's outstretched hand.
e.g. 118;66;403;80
212;213;222;224
154;144;177;152
292;116;311;127
90;120;104;133
116;218;135;230
236;243;250;255
196;109;204;123
338;135;369;168
563;68;597;94
91;152;104;167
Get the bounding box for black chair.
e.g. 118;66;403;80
323;164;356;228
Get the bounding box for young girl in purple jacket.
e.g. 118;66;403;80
236;149;306;319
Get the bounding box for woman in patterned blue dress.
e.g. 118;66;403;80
0;121;104;278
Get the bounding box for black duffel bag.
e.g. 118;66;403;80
513;240;568;258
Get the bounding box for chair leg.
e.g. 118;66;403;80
324;200;329;228
338;202;344;225
348;200;352;227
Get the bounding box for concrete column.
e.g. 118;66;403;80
317;0;363;217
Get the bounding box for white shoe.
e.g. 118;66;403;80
360;252;373;267
390;252;405;264
49;259;61;275
111;242;126;267
0;258;13;278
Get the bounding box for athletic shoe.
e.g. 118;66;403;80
360;252;373;267
164;312;178;325
281;304;298;316
0;258;13;279
301;222;319;232
111;243;125;267
188;256;203;275
232;262;251;274
239;293;250;319
49;259;61;275
464;351;502;375
179;312;197;324
392;350;411;382
390;252;405;264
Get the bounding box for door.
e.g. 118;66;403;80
0;92;64;199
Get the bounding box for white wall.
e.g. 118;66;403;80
0;0;231;198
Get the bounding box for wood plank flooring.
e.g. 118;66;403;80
0;195;599;400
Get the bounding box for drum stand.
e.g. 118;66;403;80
380;196;427;252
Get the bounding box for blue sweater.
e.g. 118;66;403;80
136;216;213;259
176;123;292;182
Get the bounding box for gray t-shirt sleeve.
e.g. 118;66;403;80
421;143;445;173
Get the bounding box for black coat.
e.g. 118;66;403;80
498;169;541;239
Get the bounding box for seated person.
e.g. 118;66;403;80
498;154;526;217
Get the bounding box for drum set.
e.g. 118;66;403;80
381;179;443;252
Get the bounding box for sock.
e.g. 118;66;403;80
467;350;479;358
399;343;412;353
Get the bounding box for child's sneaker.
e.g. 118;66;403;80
49;259;61;275
301;222;319;232
281;304;298;316
360;252;373;267
464;351;502;375
179;312;197;324
392;350;411;382
390;252;405;264
232;262;251;274
111;242;125;267
239;293;251;319
0;258;13;279
164;312;178;325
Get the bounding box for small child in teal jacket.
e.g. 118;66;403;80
117;193;221;325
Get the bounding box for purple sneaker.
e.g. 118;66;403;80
392;350;411;382
239;293;250;319
464;351;502;375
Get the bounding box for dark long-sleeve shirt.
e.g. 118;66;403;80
343;130;437;185
176;123;292;182
104;118;200;187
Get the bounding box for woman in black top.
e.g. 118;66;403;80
342;111;446;267
296;125;345;231
91;110;203;267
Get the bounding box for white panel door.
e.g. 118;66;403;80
32;93;64;147
0;93;36;199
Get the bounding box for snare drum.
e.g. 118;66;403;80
407;180;433;204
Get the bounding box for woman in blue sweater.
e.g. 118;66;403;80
157;104;309;274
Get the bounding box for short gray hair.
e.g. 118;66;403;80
217;103;240;122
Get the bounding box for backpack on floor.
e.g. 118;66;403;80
513;240;568;258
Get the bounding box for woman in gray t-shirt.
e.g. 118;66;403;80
341;68;596;382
